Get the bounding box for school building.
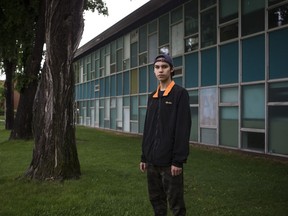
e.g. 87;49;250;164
73;0;288;158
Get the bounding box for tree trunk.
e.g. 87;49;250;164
10;0;46;140
25;0;84;180
3;59;15;130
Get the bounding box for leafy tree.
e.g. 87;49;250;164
24;0;108;180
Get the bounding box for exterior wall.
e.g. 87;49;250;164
74;0;288;157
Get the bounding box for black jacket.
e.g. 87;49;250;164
141;81;191;168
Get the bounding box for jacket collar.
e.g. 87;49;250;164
153;81;175;98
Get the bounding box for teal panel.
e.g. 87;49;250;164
100;78;104;97
139;67;147;93
185;53;198;88
269;28;288;79
220;42;239;84
242;35;265;82
111;75;116;96
173;56;183;67
201;48;217;86
116;73;123;96
123;71;130;95
148;65;157;92
174;77;183;87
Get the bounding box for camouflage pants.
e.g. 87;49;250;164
147;164;186;216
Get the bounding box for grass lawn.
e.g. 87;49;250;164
0;121;288;216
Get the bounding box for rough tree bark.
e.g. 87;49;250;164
25;0;84;180
10;0;46;140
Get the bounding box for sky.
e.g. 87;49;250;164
0;0;150;80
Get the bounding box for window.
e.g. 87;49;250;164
219;0;238;24
200;0;216;10
159;14;169;46
139;25;147;53
220;107;239;148
220;87;238;104
241;0;265;36
201;8;217;48
269;28;288;79
220;42;239;84
268;82;288;102
185;53;198;88
131;69;138;94
268;3;288;29
242;35;265;82
171;6;183;24
268;106;288;155
185;35;199;52
242;131;265;151
242;84;265;129
201;48;217;86
184;0;198;36
220;22;238;42
171;22;184;56
200;87;217;127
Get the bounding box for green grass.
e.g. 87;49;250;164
0;121;288;216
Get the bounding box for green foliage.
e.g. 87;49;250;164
0;124;287;216
84;0;108;15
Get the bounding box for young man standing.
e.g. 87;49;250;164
140;54;191;216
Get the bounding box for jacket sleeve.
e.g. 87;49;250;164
172;89;191;167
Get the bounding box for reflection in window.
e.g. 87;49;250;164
241;0;265;36
185;0;198;36
268;82;288;102
159;46;169;55
220;22;238;42
219;0;238;23
268;106;288;155
269;0;286;6
220;107;239;148
201;8;217;48
268;4;288;29
242;85;265;129
200;0;216;10
185;36;199;52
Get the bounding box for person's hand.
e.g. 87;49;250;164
139;162;147;172
171;165;182;176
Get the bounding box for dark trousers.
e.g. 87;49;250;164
147;165;186;216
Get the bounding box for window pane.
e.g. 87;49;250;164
242;85;265;129
171;22;184;56
148;65;157;92
201;8;217;48
116;49;123;72
220;22;238;42
241;0;265;36
148;20;157;34
139;53;147;65
201;128;217;145
200;87;217;127
139;67;147;93
220;107;239;147
171;6;182;24
220;87;238;103
269;28;288;79
242;35;265;82
185;0;198;36
123;71;130;95
131;42;138;68
268;82;288;102
268;3;288;29
190;107;198;142
139;108;146;133
219;0;238;23
200;0;216;10
269;0;286;6
185;35;199;52
268;106;288;155
185;53;198;88
242;131;265;151
220;42;239;84
139;95;148;106
139;25;147;53
201;48;217;86
131;69;138;94
159;14;169;46
189;90;198;104
116;73;123;96
130;96;138;121
148;34;158;63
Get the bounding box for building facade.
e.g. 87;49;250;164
74;0;288;157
